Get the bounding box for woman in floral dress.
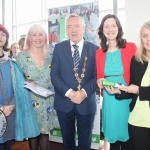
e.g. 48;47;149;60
16;23;59;150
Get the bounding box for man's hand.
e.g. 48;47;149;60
68;90;77;100
71;90;86;104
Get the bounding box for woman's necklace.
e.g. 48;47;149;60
111;49;118;64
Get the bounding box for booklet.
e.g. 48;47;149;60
24;81;54;97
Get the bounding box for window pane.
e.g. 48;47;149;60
99;11;113;23
4;25;12;44
46;0;96;9
118;0;125;8
17;24;30;41
100;0;113;11
0;1;2;23
118;10;125;37
4;0;12;25
16;0;42;24
16;22;47;41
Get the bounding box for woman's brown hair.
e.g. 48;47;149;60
98;14;126;52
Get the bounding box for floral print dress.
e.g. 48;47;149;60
16;51;59;134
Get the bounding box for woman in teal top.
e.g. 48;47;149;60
103;49;131;142
16;23;59;150
96;14;137;150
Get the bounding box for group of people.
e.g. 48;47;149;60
96;15;150;150
0;13;150;150
48;8;69;26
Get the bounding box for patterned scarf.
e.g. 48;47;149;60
0;51;9;66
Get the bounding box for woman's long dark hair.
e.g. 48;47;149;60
98;14;126;52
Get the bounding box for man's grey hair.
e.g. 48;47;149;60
65;13;85;28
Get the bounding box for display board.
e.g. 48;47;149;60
48;2;100;149
48;2;99;51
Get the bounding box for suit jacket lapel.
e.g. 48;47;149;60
63;40;88;71
63;40;74;68
78;41;88;70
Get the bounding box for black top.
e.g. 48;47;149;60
115;56;150;111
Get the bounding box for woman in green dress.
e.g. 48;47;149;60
96;14;137;150
16;23;59;150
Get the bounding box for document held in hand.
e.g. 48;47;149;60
24;81;54;97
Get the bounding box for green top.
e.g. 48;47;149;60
129;61;150;128
16;51;59;133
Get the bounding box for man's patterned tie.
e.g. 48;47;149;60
72;44;80;69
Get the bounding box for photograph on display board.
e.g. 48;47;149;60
48;9;58;26
48;2;99;52
48;25;59;50
48;7;70;51
85;22;99;45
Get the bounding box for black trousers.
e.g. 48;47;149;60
57;105;95;150
129;124;150;150
0;140;15;150
110;140;131;150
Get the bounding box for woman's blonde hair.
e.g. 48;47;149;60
135;21;150;63
24;23;49;53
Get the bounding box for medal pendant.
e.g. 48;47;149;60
82;68;86;72
75;73;78;77
77;85;81;90
85;57;88;60
74;68;77;71
78;78;82;83
81;74;84;78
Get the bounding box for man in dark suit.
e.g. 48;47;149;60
50;14;99;150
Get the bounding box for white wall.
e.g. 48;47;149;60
125;0;150;45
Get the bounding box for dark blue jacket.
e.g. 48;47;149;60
51;40;99;115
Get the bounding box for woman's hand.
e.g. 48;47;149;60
105;86;121;94
119;84;139;94
97;78;105;89
26;80;37;87
2;105;15;117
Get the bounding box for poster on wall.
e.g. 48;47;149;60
48;2;100;149
48;2;99;52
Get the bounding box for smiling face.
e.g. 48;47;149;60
141;27;150;52
103;18;118;41
11;43;20;57
66;17;85;44
29;30;46;49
